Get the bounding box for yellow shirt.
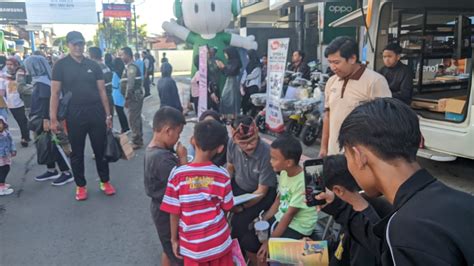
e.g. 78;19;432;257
325;66;391;155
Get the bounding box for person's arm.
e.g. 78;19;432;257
15;69;28;94
97;79;112;128
271;206;300;237
319;110;330;158
170;213;183;259
143;58;150;76
226;162;235;177
125;65;137;102
262;194;280;220
49;81;61;133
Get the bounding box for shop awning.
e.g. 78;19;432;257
329;7;367;28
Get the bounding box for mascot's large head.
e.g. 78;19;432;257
174;0;241;36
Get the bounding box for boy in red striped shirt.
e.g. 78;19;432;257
161;120;234;266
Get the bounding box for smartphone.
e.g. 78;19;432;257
303;159;326;207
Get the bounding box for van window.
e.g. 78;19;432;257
384;10;473;123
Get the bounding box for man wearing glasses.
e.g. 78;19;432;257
50;31;115;201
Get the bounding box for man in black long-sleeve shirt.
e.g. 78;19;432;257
317;98;474;265
379;43;414;105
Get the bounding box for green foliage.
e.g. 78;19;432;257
93;19;147;52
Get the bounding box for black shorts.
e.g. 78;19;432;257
150;200;184;266
241;217;307;254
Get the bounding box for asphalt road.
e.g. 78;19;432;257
1;78;473;266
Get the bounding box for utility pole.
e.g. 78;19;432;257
133;3;138;52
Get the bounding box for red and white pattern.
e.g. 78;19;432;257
161;162;234;262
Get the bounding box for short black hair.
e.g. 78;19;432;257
194;120;227;152
231;115;254;134
271;134;302;164
199;110;222;123
121;47;133;58
338;98;421;162
383;43;403;55
323;155;360;192
294;50;305;60
324;36;358;60
134;52;140;60
88;47;102;60
153;106;186;132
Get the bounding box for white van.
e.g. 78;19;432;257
331;0;473;161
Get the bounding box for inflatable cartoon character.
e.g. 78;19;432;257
163;0;258;78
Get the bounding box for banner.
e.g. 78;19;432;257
25;0;97;24
0;2;27;25
322;0;357;44
198;46;208;118
265;38;289;132
103;4;131;19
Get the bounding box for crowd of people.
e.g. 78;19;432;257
0;30;473;266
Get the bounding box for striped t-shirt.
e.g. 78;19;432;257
160;162;234;262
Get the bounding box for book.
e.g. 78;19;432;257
268;238;329;266
234;193;261;206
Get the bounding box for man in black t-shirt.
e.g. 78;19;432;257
50;31;115;201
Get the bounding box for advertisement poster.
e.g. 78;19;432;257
26;0;97;24
322;0;357;44
268;238;329;266
0;1;27;25
266;38;289;132
103;4;131;19
198;46;208;118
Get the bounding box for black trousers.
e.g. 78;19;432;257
231;178;277;241
66;104;109;187
143;75;151;97
241;85;259;117
10;106;30;141
114;105;130;133
0;165;10;184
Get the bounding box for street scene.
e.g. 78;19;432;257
1;0;474;266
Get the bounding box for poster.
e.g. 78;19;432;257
198;46;208;118
25;0;97;24
266;38;289;132
0;1;27;25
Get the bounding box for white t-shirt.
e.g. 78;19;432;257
4;79;24;109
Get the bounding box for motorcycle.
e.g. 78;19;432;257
286;98;321;138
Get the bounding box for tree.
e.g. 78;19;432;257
93;19;147;52
53;36;68;52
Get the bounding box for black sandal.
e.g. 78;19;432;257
21;139;29;148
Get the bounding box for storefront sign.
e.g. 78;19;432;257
0;2;27;25
103;3;131;19
198;46;208;118
323;0;356;44
266;38;290;132
25;0;97;24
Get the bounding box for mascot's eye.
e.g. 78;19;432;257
194;3;199;13
211;2;215;12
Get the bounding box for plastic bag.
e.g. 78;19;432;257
35;133;57;165
104;130;122;163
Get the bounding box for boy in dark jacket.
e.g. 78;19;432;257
317;98;474;265
158;62;183;112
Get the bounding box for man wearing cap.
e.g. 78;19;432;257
50;31;116;201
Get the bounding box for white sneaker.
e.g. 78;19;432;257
0;186;14;196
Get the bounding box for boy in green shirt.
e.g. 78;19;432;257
241;134;318;266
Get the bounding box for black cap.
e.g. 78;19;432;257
66;31;85;44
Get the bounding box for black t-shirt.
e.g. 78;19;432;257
144;146;178;202
52;55;104;106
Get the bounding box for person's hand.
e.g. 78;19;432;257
240;86;246;96
318;147;327;158
211;93;219;104
106;116;113;129
124;100;129;109
171;239;183;260
43;119;50;132
231;205;244;213
257;241;269;263
176;142;188;160
11;151;17;157
315;188;335;210
50;118;59;134
216;60;224;69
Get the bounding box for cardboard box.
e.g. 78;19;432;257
445;99;466;114
119;133;135;160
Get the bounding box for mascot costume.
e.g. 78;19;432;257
163;0;258;91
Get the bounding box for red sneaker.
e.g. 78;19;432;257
75;186;88;201
100;182;116;196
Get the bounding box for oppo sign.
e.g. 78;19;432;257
328;5;353;14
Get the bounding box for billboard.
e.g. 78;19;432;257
25;0;97;24
103;3;131;18
0;1;27;25
323;0;357;44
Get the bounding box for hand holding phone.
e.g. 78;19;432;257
303;159;326;207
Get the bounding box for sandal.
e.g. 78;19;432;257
21;139;29;148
